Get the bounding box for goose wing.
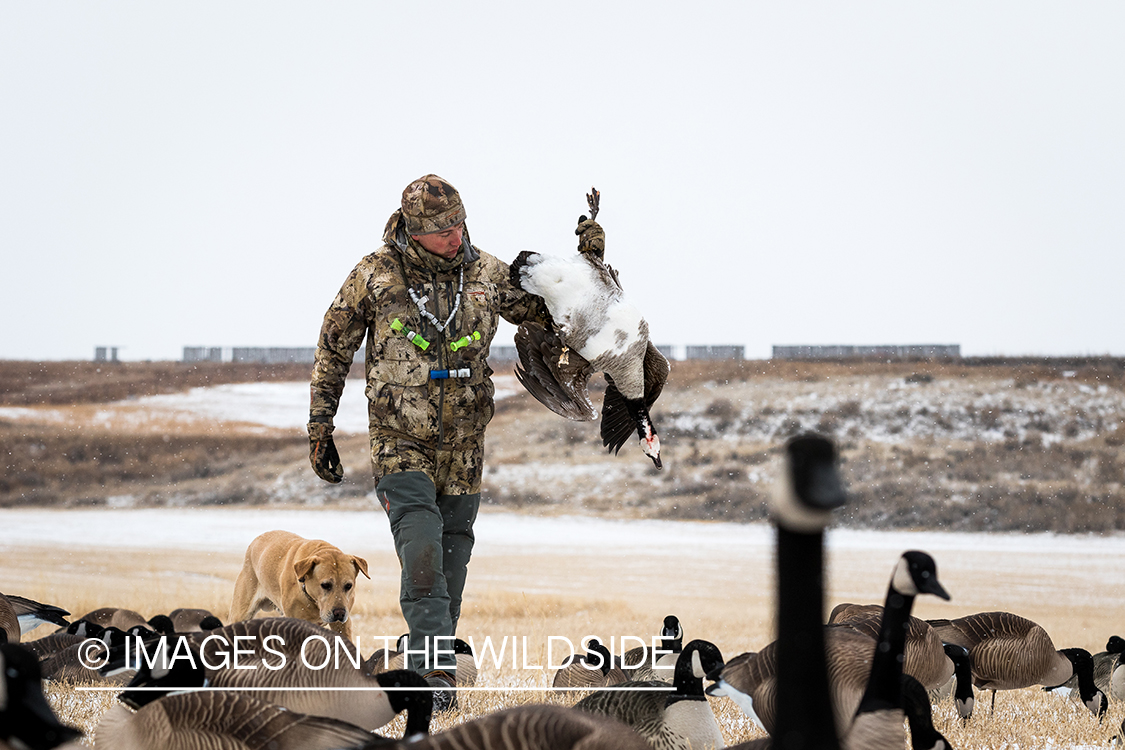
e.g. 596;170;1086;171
514;320;597;421
600;344;669;455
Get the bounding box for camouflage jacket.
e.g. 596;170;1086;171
310;210;547;451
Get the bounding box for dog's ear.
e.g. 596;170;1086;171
352;556;370;579
294;556;320;581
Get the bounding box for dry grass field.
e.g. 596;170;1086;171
3;357;1125;748
4;506;1125;748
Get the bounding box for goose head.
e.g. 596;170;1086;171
1060;648;1108;716
661;615;683;650
943;643;974;719
891;551;950;601
773;433;848;531
373;668;433;739
672;640;724;698
583;639;614;675
147;614;176;635
626;400;661;468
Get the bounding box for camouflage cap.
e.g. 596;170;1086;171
401;174;467;236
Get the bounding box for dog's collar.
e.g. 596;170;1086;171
300;579;318;607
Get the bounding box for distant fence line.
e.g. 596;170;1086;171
772;344;961;360
183;344;746;363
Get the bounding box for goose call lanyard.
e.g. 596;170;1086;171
394;249;475;379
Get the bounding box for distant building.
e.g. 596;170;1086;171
772;344;961;360
489;345;518;363
685;345;745;360
182;347;223;362
94;346;120;362
183;347;362;363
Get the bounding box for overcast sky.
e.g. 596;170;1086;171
2;2;1123;362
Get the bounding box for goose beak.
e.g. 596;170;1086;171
922;578;951;601
650;454;662;469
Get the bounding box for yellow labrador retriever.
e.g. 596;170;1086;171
230;530;370;641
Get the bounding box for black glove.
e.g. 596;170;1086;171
575;217;605;260
308;421;343;483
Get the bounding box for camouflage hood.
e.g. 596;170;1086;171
382;209;479;275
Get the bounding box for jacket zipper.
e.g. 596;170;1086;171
434;269;446;451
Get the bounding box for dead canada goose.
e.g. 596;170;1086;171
575;639;725;750
510;188;669;468
0;593;70;638
553;638;627;689
349;703;651;750
828;603;956;692
625;615;684;682
928;610;1107;717
94;640;430;750
75;607;148;631
1;643;84;750
708;433;848;750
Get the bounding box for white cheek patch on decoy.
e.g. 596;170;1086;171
692;650;704;679
891;557;919;596
717;679;766;731
770;474;835;534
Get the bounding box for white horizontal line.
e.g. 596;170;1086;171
76;686;675;692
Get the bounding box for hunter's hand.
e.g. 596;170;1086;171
575;217;605;259
308;422;343;483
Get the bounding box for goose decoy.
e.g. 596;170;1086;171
350;703;651;750
93;639;430;750
167;608;223;632
709;433;848;750
928;610;1107;717
829;603;956;693
0;592;70;637
20;620;106;661
74;607;148;631
624;615;684;681
575;639;725;750
935;643;975;720
40;626;134;685
0;594;18;644
363;635;477;687
845;551;951;750
178;617;434;731
0;643;83;750
1046;634;1124;697
510;188;669;468
898;674;952;750
552;638;627;689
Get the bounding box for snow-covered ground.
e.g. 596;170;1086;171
3;506;1122;559
0;376;521;435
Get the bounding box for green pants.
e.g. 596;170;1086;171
377;471;479;675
